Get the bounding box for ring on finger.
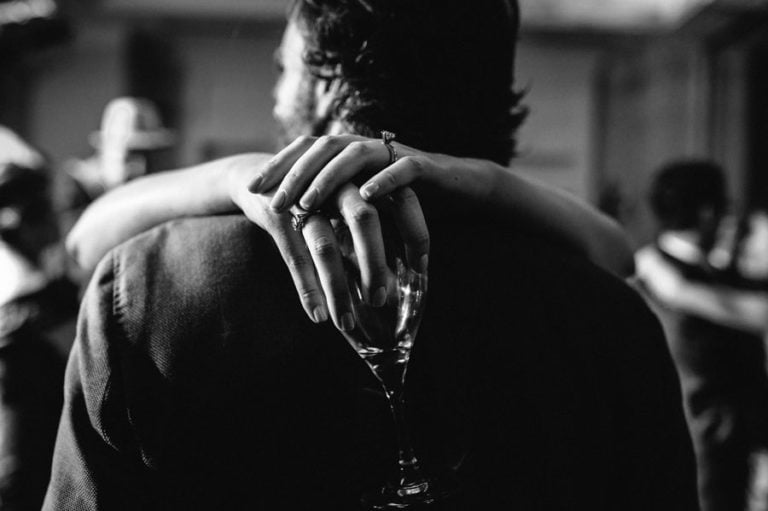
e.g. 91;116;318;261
381;130;398;165
290;209;325;232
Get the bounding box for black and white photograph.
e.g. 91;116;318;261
1;0;768;509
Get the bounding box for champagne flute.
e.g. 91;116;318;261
336;221;454;510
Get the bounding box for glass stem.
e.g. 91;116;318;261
381;374;425;489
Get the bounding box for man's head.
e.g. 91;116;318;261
648;160;727;234
274;0;525;165
90;97;175;188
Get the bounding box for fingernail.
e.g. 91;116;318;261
360;182;379;200
341;312;355;332
372;286;387;307
248;174;264;193
270;190;287;211
419;254;429;273
300;188;319;210
312;306;328;323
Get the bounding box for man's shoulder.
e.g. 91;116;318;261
112;215;276;290
117;214;261;264
102;214;292;343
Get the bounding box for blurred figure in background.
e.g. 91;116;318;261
58;97;176;272
63;96;174;202
636;160;768;511
0;126;78;510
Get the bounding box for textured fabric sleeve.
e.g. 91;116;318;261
42;252;153;511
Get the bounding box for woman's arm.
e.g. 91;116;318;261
69;137;634;281
258;135;634;278
371;155;634;277
66;154;272;271
65;152;427;333
485;161;633;277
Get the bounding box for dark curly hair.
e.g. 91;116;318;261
292;0;526;165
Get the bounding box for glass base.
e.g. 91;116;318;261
361;472;458;510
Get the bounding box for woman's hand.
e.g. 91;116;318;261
250;134;493;215
247;133;634;278
225;153;428;333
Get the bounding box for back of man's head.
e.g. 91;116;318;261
648;160;726;232
292;0;524;164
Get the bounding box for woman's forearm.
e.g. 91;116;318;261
66;154;271;271
477;160;634;277
404;153;634;277
241;137;635;278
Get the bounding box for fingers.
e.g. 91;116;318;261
269;135;365;212
360;156;431;201
297;139;391;211
270;219;330;325
335;184;391;307
299;212;356;332
248;136;315;194
387;187;430;273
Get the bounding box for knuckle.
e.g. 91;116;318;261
347;141;370;156
266;216;288;235
370;261;390;280
296;135;314;146
298;288;321;305
262;157;277;171
312;236;337;258
347;203;378;226
391;186;418;206
381;171;398;188
283;253;313;272
406;231;430;250
316;135;337;149
397;186;418;201
402;155;424;175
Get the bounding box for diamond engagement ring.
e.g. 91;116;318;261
381;130;398;165
290;210;324;232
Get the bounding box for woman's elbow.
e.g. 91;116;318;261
65;225;100;273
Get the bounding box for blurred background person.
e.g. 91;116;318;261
63;96;175;202
0;125;78;511
635;160;768;511
56;96;176;267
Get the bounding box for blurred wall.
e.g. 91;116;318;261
515;38;601;200
27;18;283;166
596;38;711;245
28;20;125;163
173;23;283;164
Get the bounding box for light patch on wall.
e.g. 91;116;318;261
102;0;286;19
0;0;57;27
520;0;714;30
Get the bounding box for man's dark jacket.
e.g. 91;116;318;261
43;215;697;510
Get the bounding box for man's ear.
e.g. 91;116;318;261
314;77;342;122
